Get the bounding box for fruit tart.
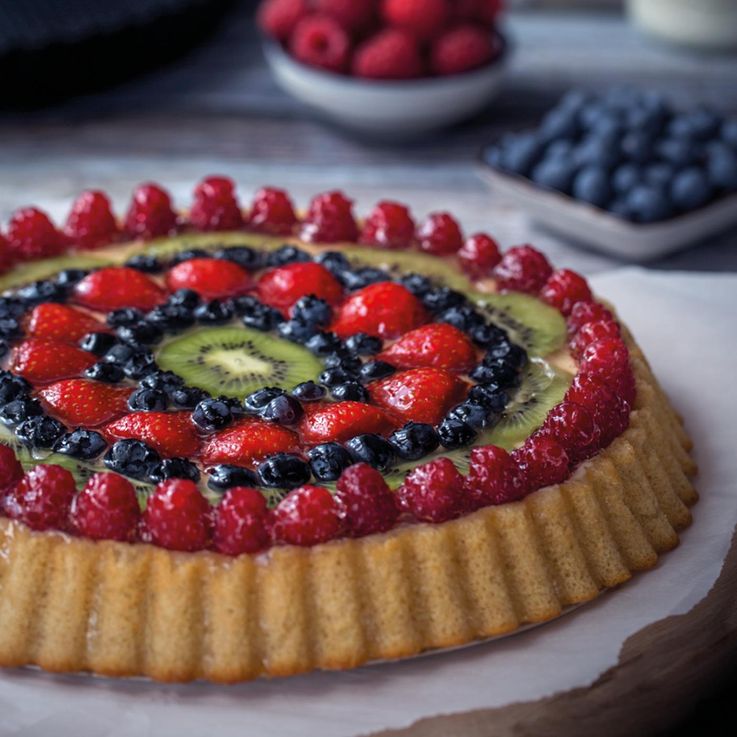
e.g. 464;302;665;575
0;179;697;682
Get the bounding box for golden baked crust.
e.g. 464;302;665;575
0;335;697;682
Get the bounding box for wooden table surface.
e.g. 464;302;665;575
1;4;736;276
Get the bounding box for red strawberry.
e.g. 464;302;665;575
330;282;428;339
299;401;396;444
379;322;477;372
103;411;201;457
6;207;65;261
124;182;178;240
257;262;343;314
25;303;108;343
200;418;300;468
213;486;271;555
143;479;211;552
165;258;251;300
39;379;132;427
73;266;167;312
247;187;298;235
64;190;119;250
9;339;96;384
5;464;77;532
271;484;342;547
71;472;141;542
369;367;467;424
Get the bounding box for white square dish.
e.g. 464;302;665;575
477;155;737;263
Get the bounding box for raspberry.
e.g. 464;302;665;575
335;463;399;537
431;25;496;76
457;233;501;278
6;207;65;261
477;0;504;24
382;0;450;42
213;487;271;555
417;212;463;255
143;479;211;552
397;457;465;523
493;245;552;294
315;0;375;32
0;444;23;491
6;464;77;532
359;200;416;249
71;472;140;542
512;436;569;491
464;445;526;507
565;372;614;417
0;232;13;274
570;319;621;357
64;190;119;250
257;0;309;41
353;29;424;80
189;176;244;232
247;187;297;235
579;338;636;406
540;269;593;316
300;190;359;243
271;484;342;546
289;15;351;74
567;371;633;440
598;394;631;446
567;301;615;335
124;182;178;240
538;401;601;464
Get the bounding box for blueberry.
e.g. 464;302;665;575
192;398;233;432
707;146;737;190
0;317;21;339
277;319;318;344
0;339;7;359
670;167;713;211
213;245;263;270
54;269;89;287
721;119;737;148
437;417;477;449
15;415;66;449
104;439;161;480
319;367;357;386
345;332;382;356
169;248;210;266
612;164;642;195
308;443;353;482
231;295;261;316
573;166;612;207
0;398;42;426
168;288;201;309
146;303;196;331
668;110;721;141
339;267;389;291
79;331;117;356
331;382;369;402
244;387;286;413
0;374;30;403
291;296;332;327
626;184;674;223
257;453;311;488
292;381;326;402
260;394;303;424
121;351;157;379
242;304;283;331
446;401;494;431
194;300;235;324
657;138;696;167
530;157;576;193
128;387;168;412
359;360;395;382
323;353;362;373
207;464;259;492
572;136;620;170
107;308;144;328
498;133;542;176
305;331;343;356
468;383;509;413
148;458;201;484
544;139;575;160
422;287;466;314
125;254;163;273
170;385;210;409
17;279;67;305
344;434;395;471
140;370;185;394
643;162;676;189
53;429;107;459
471;360;520;387
399;273;433;298
539;109;580;142
484;341;527;369
388;422;439;461
0;297;25;320
84;361;125;383
620;132;652;164
315;251;350;275
267;245;311;267
607;199;632;219
469;323;508;348
437;305;485;331
116;322;163;346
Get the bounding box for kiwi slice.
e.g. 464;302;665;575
135;231;284;260
0;254;115;291
156;326;323;399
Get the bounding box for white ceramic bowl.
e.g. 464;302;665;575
263;40;508;136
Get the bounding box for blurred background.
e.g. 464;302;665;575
0;0;736;732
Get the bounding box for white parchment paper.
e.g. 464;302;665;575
0;268;735;737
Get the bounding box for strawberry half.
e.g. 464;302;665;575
165;258;252;300
9;338;97;384
330;282;428;340
25;303;108;343
102;411;201;457
39;379;132;427
299;401;396;444
74;267;167;312
379;322;477;373
369;368;468;425
257;262;343;314
200;418;300;468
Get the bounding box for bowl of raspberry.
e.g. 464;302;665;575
258;0;509;135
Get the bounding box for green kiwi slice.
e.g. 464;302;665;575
156;326;324;400
136;231;284;260
0;254;115;291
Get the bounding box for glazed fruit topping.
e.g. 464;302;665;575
201;418;300;468
26;303;107;343
124;182;178;240
189;176;244;232
5;464;77;532
493;244;553;294
301;191;359;243
165;258;252;300
417;212;463;256
6;207;64;262
64;190;119;250
360;201;416;249
540;269;593;316
143;479;211;552
103;411;201;458
300;401;395;444
335;462;399;537
457;233;501;279
247;187;298;235
379;322;477;373
397;457;465;523
39;379;132;427
258;262;344;314
465;444;525;507
74;267;167;312
271;484;342;546
71;472;140;542
10;338;97;383
213;486;271;555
